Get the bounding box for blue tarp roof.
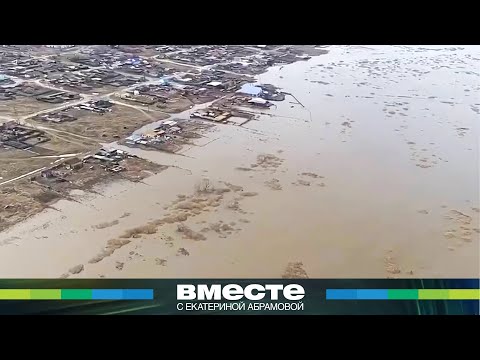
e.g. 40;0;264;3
236;83;263;96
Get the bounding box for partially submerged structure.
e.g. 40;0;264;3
83;148;130;172
236;83;285;101
191;108;232;123
124;119;210;153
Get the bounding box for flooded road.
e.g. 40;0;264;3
0;45;478;278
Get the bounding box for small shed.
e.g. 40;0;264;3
206;81;222;87
248;97;270;107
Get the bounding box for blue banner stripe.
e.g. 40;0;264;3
356;289;389;299
122;289;154;300
326;289;357;300
92;289;124;300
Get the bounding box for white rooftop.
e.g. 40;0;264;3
249;97;268;104
207;81;222;87
163;120;178;126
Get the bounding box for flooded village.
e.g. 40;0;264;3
0;45;478;279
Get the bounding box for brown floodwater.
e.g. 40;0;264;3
0;45;478;278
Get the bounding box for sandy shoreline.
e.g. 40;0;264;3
0;45;478;279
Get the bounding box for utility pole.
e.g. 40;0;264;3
13;106;19;125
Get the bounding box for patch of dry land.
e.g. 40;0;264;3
0;97;58;117
0;154;165;234
31;104;168;142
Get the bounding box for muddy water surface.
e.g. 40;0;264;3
0;45;478;278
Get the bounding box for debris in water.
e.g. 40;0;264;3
177;248;190;256
69;264;84;274
282;262;309;278
264;178;282;190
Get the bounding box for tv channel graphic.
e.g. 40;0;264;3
0;279;478;315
